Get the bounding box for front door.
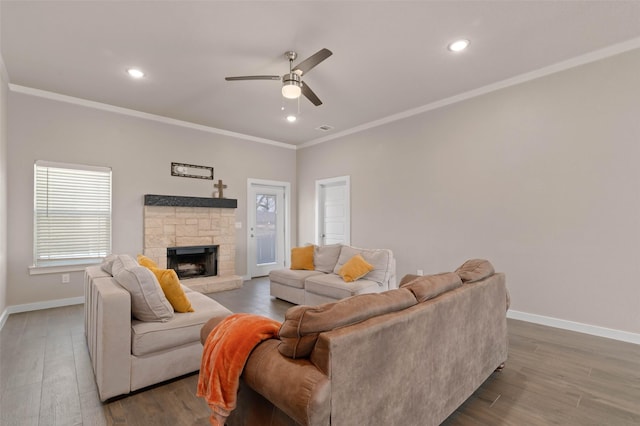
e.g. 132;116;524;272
248;180;289;277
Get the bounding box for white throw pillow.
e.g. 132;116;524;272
332;246;393;285
112;254;174;322
100;253;118;275
314;244;343;273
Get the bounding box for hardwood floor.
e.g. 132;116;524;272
1;277;639;425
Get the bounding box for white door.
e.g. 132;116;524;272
248;180;289;277
316;176;350;245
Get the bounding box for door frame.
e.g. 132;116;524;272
247;178;291;278
315;175;351;246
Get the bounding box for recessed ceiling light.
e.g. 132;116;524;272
286;115;297;123
448;39;470;52
127;68;145;79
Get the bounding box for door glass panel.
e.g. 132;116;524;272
256;194;277;265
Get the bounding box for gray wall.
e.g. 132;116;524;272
0;68;7;315
298;49;640;334
7;92;296;306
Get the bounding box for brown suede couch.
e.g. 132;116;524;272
201;259;509;426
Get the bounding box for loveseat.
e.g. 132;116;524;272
269;244;396;305
204;259;508;426
84;254;231;401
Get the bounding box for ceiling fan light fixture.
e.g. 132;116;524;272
282;82;301;99
286;114;297;123
282;73;302;99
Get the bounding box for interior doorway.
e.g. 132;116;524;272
247;179;290;278
316;176;350;246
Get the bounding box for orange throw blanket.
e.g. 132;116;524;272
197;313;281;426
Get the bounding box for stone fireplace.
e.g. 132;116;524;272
143;194;242;293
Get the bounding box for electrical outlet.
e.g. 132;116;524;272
235;221;242;229
61;273;70;284
416;269;424;276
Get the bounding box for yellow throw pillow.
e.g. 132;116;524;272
338;254;374;282
149;267;194;313
137;254;159;269
290;245;315;271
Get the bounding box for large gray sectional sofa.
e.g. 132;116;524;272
203;259;509;426
269;244;397;305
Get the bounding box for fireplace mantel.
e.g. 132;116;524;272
144;194;237;209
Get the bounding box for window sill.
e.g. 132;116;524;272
28;262;101;276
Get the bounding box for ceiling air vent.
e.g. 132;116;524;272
316;125;334;132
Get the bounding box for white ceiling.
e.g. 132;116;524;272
3;1;640;146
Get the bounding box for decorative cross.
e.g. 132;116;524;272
214;179;227;198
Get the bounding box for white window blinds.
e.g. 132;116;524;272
34;161;112;267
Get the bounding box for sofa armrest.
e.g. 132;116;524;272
242;339;331;426
200;313;235;345
92;278;132;401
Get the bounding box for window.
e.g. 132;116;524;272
33;161;112;268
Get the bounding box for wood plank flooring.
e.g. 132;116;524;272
1;277;639;425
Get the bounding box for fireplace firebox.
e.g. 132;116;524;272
167;245;218;279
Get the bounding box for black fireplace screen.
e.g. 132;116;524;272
167;245;218;279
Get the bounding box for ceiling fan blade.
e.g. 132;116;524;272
292;48;332;76
301;83;323;106
225;75;280;81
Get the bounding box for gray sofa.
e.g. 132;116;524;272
269;244;396;305
84;255;231;401
203;259;508;426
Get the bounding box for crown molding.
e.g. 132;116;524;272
300;36;640;149
8;84;295;150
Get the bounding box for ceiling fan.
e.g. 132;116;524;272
225;48;332;106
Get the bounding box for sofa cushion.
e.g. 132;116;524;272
400;272;463;302
455;259;495;283
314;244;342;273
278;288;417;358
333;246;393;285
92;263;114;279
269;269;324;289
304;273;382;300
290;245;315;271
338;254;374;282
100;254;119;275
111;254;174;322
398;274;420;287
131;292;230;356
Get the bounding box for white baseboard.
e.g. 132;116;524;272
508;309;640;345
0;296;85;330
